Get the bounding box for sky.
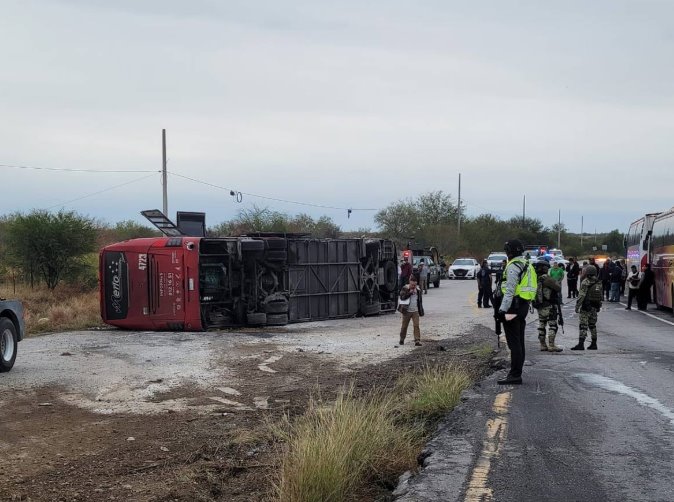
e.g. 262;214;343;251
2;0;674;234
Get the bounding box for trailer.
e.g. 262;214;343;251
99;211;399;331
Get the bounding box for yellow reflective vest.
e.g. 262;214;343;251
501;257;537;301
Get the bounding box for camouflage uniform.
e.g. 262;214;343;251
578;307;598;342
538;304;559;349
535;273;562;352
573;274;600;350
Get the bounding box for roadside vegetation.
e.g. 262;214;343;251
0;196;624;335
0;283;102;335
275;361;475;502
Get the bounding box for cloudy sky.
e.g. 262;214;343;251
2;0;673;234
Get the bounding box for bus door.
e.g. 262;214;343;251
148;247;187;329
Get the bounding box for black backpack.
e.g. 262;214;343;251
586;279;603;309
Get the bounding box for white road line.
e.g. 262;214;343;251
619;303;674;327
576;373;674;427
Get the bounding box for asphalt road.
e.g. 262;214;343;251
396;278;674;502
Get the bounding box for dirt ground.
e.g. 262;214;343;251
0;282;498;501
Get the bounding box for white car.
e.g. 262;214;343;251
447;258;481;279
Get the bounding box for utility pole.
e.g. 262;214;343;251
522;195;526;227
580;216;584;247
557;209;561;249
457;173;462;243
162;129;168;216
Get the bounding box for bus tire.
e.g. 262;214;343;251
266;313;288;326
383;261;398;292
0;318;18;373
265;300;288;314
246;312;267;326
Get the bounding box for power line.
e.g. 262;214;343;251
44;173;160;210
168;171;379;212
0;163;158;173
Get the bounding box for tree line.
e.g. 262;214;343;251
0;192;625;290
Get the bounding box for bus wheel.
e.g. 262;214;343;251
246;312;267;326
267;313;288;326
383;261;398;292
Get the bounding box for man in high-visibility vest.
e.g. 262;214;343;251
496;239;537;385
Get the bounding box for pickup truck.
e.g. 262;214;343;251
0;298;24;372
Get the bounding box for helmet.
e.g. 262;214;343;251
534;260;550;274
504;239;524;259
585;265;597;276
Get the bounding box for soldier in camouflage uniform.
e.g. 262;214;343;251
572;265;601;350
533;260;563;352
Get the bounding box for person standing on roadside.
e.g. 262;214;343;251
599;259;612;301
400;256;412;287
625;265;641;310
399;276;424;346
572;266;602;350
476;259;492;308
496;239;537;385
637;263;654;310
549;262;565;297
533;260;562;352
609;260;622;302
620;260;628;296
418;260;429;294
566;258;580;298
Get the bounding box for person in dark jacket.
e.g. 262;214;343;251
400;256;412;286
476;260;493;308
598;259;613;301
609;261;623;302
399;276;424;346
566;258;580;298
637;263;655;310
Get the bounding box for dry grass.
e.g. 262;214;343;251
275;363;474;502
275;388;423;502
397;362;472;420
0;283;102;335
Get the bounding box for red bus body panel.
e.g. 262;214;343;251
99;237;203;331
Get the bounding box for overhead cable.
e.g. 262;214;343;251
44;173;159;210
0;163;159;173
168;171;378;212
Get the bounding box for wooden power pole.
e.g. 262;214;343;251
162;129;168;216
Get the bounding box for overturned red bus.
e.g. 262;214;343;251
100;235;399;331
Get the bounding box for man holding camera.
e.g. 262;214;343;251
399;276;424;346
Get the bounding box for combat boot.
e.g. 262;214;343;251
548;336;564;352
538;336;548;351
587;340;597;350
571;338;585;350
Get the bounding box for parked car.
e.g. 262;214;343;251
486;252;508;273
551;256;569;267
534;254;570;268
447;258;481;280
413;256;441;288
